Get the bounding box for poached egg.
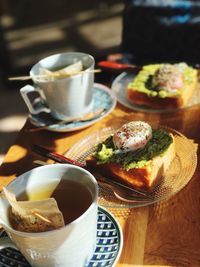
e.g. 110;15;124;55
113;121;152;152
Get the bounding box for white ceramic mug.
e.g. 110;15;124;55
0;164;98;267
20;52;95;120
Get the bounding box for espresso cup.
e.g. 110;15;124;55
20;52;95;120
0;164;98;267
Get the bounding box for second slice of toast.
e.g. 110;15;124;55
127;63;197;109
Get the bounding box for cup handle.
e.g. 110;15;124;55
20;85;50;114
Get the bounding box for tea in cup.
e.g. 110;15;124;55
20;52;95;120
0;164;98;267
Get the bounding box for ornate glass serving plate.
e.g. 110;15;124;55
66;126;197;208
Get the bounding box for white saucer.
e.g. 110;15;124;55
0;206;123;267
28;83;116;132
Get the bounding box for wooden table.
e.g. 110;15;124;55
0;102;200;267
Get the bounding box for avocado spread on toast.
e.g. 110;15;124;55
128;63;196;98
93;129;173;170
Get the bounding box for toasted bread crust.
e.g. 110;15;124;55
127;89;182;109
86;135;175;192
127;68;197;109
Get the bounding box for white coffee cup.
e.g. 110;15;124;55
20;52;95;120
0;164;98;267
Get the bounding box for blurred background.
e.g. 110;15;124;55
0;0;124;163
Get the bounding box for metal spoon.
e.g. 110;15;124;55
26;108;106;132
33;159;151;202
90;170;152;202
31;145;152;202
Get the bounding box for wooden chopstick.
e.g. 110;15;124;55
8;69;101;81
31;145;150;198
31;144;85;168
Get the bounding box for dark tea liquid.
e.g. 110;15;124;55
51;179;93;224
9;179;93;229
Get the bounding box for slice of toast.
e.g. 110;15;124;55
86;135;175;192
127;63;197;109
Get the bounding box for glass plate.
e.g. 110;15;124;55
111;72;200;113
0;206;123;267
66;127;197;208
